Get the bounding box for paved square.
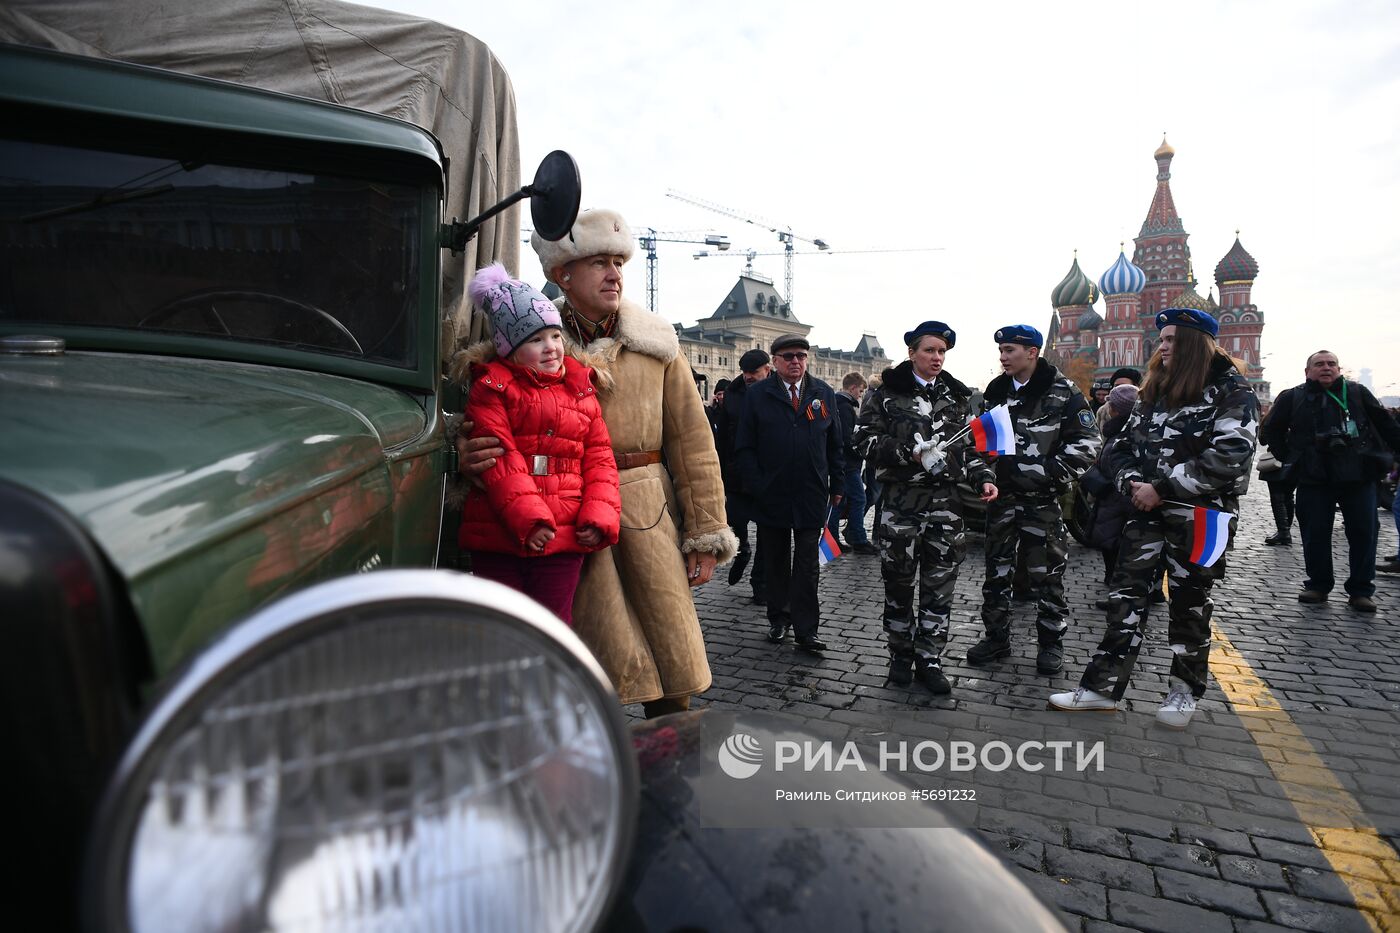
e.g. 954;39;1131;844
660;484;1400;930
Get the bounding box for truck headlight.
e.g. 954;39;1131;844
85;571;636;933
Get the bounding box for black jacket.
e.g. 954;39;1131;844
734;372;844;528
834;390;860;463
717;375;750;491
1263;378;1400;485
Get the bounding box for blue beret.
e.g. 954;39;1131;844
1155;307;1218;338
994;324;1043;349
904;320;956;349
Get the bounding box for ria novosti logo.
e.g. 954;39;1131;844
717;732;764;779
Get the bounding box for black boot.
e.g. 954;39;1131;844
1036;641;1064;674
1265;488;1293;545
887;655;913;686
967;635;1012;666
727;547;750;585
915;660;951;695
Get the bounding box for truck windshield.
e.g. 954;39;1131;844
0;138;422;368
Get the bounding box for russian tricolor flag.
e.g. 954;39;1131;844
1189;506;1232;568
818;526;843;566
970;404;1017;455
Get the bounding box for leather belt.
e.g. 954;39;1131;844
614;449;663;470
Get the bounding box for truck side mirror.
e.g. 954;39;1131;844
441;149;580;253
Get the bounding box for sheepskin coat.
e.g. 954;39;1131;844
459;354;620;556
556;297;737;704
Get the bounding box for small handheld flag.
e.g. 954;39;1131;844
970;405;1016;455
1188;506;1232;568
818;526;843;566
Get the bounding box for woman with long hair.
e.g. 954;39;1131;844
1050;308;1258;729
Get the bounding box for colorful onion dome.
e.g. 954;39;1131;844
1078;308;1103;330
1099;250;1147;295
1155;136;1174;158
1214;235;1259;284
1051;255;1099;308
1167;284;1213;312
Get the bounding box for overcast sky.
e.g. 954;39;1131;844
382;0;1400;399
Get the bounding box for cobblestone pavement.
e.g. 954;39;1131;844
653;484;1400;931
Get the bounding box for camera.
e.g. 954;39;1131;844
1317;427;1357;453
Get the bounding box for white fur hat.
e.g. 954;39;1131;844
531;208;635;284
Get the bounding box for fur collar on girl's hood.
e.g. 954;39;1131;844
557;296;679;392
879;359;972;399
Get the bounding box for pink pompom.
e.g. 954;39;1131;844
468;262;514;307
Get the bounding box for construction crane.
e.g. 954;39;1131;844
637;228;730;313
667;189;828;308
693;246;945;282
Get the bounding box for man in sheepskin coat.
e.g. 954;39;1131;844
461;208;737;717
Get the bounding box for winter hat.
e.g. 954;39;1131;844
1110;367;1142;386
1108;384;1139;416
469;263;562;359
531;208;635;284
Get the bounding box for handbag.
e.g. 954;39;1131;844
1256;446;1281;476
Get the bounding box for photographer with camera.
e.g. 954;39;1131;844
1264;350;1400;612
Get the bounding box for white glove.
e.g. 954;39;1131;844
911;431;948;476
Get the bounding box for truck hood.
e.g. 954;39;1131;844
0;351;427;582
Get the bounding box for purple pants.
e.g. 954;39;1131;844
469;551;586;625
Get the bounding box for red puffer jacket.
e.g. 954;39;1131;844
460;355;621;555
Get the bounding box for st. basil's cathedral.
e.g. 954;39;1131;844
1045;138;1269;401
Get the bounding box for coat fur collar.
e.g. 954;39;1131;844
984;357;1057;405
879;359;972;399
557;296;679;393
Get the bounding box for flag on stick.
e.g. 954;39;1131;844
969;404;1016;455
1188;506;1232;568
818;526;843;566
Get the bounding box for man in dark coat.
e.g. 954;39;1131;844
1263;350;1400;612
830;372;877;553
735;334;844;651
719;349;772;601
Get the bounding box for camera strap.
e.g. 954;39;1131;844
1323;381;1357;436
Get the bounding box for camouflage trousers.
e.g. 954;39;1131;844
1080;508;1226;701
980;494;1069;644
876;482;964;667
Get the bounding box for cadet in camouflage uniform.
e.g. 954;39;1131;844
854;321;998;694
969;325;1101;674
1051;309;1258;729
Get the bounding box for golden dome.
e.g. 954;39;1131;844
1154;135;1175;158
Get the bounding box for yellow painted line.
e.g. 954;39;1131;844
1209;624;1400;928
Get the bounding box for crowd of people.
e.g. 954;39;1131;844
452;205;1400;732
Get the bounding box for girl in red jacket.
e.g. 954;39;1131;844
460;264;621;623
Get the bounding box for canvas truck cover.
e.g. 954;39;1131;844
0;0;520;358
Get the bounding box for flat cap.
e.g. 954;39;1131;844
770;334;810;355
739;348;770;371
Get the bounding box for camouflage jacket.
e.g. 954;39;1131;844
1102;354;1259;509
854;361;994;489
980;358;1101;498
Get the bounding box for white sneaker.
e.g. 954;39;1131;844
1048;687;1117;711
1156;679;1197;730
